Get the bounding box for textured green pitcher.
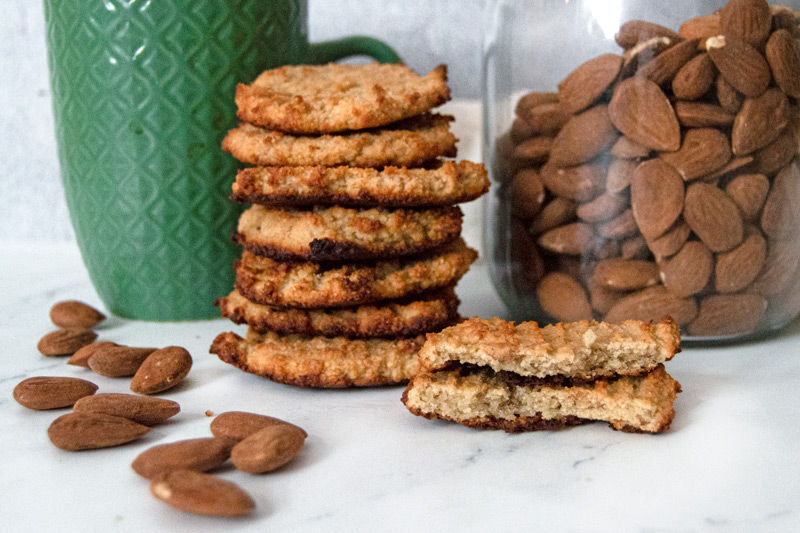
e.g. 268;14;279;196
43;0;399;320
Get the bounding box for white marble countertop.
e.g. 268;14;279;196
3;102;800;532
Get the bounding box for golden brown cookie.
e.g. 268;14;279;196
234;204;463;261
235;63;450;133
222;114;457;168
235;238;477;309
216;287;460;338
402;364;681;433
210;328;423;388
230;161;489;208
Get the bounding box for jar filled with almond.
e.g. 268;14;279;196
484;0;800;341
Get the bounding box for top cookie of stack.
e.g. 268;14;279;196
211;63;489;389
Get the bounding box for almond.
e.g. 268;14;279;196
609;77;680;151
659;241;714;298
511;169;547;220
130;346;193;394
765;29;800;98
510;117;535;142
558;54;623;114
638;38;701;86
603;285;698;325
596;209;638;239
537;222;595;255
610;137;652;159
715;229;767;292
683;182;744;252
761;163;800;239
592;239;622;260
231;424;307;474
674;101;736;128
679;13;721;41
49;300;105;329
548;105;618;167
512;219;547;288
621;235;649;260
593;258;659;290
704;156;755;181
536;272;592;322
706;35;771;98
132;437;234;479
725;174;770;221
529;197;576;235
630;159;684;239
751;238;800;296
211;411;308;442
47;412;149;451
512;136;553;163
67;341;117;367
606;158;638;193
672;53;717;100
73;393;180;426
732;88;790;155
515;92;559;118
716;75;744;114
719;0;773;50
660;128;732;181
770;5;800;36
616;20;680;50
588;273;626;314
577;193;627;222
37;328;98;356
149;470;254;517
539;162;605;201
646;220;692;259
519;101;570;134
87;345;156;378
752;127;798;175
688;293;766;337
13;376;97;410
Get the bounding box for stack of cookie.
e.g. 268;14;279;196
210;63;489;388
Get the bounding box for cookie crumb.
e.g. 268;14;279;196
205;410;214;417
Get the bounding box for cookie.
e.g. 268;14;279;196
402;364;681;433
234;204;463;262
418;317;680;380
230;161;489;208
216;287;460;338
210;328;424;388
234;238;477;308
222;113;457;168
235;63;450;133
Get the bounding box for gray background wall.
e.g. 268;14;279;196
0;0;488;242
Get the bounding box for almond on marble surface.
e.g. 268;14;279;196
688;293;767;337
37;328;98;356
715;229;767;293
48;412;149;451
49;300;105;329
609;77;680;151
13;376;97;410
659;241;714;298
683;182;744;252
211;411;308;442
87;345;156;378
132;437;234;479
73;393;180;426
536;272;592;322
67;341;117;367
231;424;307;474
130;346;193;394
149;470;254;517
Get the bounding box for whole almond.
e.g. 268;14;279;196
596;209;638;239
548;105;618;167
606;158;638;193
716;75;744;114
211;411;308;442
683;182;744;252
751;239;800;296
13;376;98;410
515;91;559;118
630;159;684;239
674;101;736;128
519;101;570;134
715;229;767;292
511;169;547;220
537;222;595;255
646;220;692;259
770;5;800;36
659;241;714;298
577;193;627;223
621;235;649;260
621;36;676;78
725;173;770;221
761;163;800;239
603;285;698;325
557;53;623;114
48;412;149;450
593;258;659;291
536;272;592;322
609;77;680;151
132;437;234;479
37;328;98;356
638;38;701;86
150;470;254;517
704;156;755;181
130;346;193;394
67;341;116;367
588;274;626;314
615;20;680;50
672;53;717;100
688;293;767;337
73;393;180;426
679;13;721;41
513;136;553;164
720;0;773;50
88;345;156;378
706;35;771;98
660;128;732;181
610;137;651;160
539;162;605;201
529;197;576;235
732;88;790;155
765;29;800;98
752;128;798;175
231;424;307;474
510;117;535;142
49;300;105;329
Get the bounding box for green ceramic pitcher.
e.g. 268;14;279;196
43;0;399;321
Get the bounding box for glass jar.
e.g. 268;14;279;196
483;0;800;342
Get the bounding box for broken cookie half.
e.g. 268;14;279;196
402;317;682;433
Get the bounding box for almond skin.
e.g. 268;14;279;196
716;76;744;114
150;470;255;517
132;437;234;479
87;345;156;378
672;53;717;100
606;159;638;193
596;209;638;239
603;285;698;325
73;393;180;426
609;77;681;151
615;20;680;49
49;300;105;329
577;193;628;223
674;101;735;128
725;174;770;222
529;197;576;235
765;29;800;98
630;159;684;240
688;294;767;337
211;411;308;442
511;169;547;220
660;128;732;181
719;0;773;50
537;222;595;255
706;35;771;98
67;341;116;367
13;376;98;410
231;424;307;474
679;13;721;41
548;105;618;167
558;54;623;114
130;346;193;394
683;182;744;253
761;163;800;239
37;328;98;356
646;220;691;259
638;38;701;86
732;88;790;155
539;162;605;202
715;230;767;293
659;241;714;298
47;412;149;451
536;272;592;322
611;137;651;160
752;128;798;175
593;259;659;290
